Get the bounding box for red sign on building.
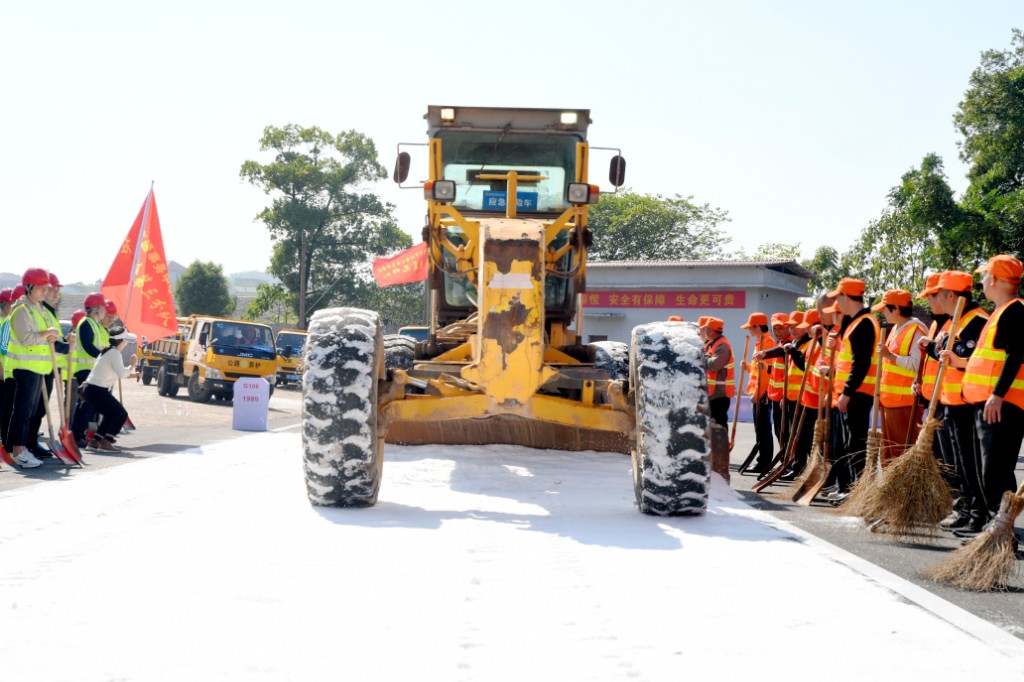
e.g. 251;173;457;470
581;290;745;309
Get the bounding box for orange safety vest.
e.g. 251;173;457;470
746;333;775;399
706;336;735;398
879;319;927;408
785;337;809;402
767;335;790;401
963;298;1024;409
798;338;822;410
833;313;880;406
920;320;941;403
940;307;989;406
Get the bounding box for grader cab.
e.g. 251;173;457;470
301;106;712;515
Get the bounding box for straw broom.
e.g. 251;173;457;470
729;335;750;453
861;298;963;538
830;348;886;515
921;483;1024;591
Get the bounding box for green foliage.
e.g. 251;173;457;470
244;282;294;325
587;189;731;261
737;242;802;261
176;261;235;317
801;245;849;297
241;124;407;326
955;29;1024;259
364;282;426;331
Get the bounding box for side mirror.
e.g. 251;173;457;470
283;345;294;359
609;155;626;187
198;331;208;347
394;151;411;184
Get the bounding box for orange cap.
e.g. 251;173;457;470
741;312;769;329
827;277;866;298
697;315;710;327
667;315;684;322
797;309;820;329
871;289;913;311
788;311;805;325
770;312;789;327
822;303;839;314
705;317;724;332
917;273;941;298
938;270;973;293
976;254;1023;283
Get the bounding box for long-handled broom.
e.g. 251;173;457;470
831;332;887;516
739;343;767;474
730;335;750;453
921;482;1024;591
861;298;963;538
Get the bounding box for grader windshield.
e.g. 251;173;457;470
437;131;580;215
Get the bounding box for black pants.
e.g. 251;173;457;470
82;384;128;441
831;393;872;492
753;395;774;468
709;396;730;430
974;401;1024;520
8;370;44;448
930;402;962;509
70;369;96;440
942;403;986;525
791;401;818;474
0;376;13;449
27;372;54;450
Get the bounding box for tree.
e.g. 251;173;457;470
176;261;235;317
955;29;1024;258
365;282;426;331
736;242;802;261
240;124;408;326
244;282;295;325
801;245;849;297
587;190;731;261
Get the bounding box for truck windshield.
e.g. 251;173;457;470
211;322;273;348
438;131;580;214
277;332;306;356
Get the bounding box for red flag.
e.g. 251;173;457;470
372;242;428;287
101;188;178;343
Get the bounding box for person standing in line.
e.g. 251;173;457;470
69;294;110;447
766;312;791;448
742;312;775;473
873;289;926;465
703;317;734;430
0;287;14;451
25;272;74;459
961;256;1024;531
81;327;137;452
923;270;990;536
5;269;60;468
826;278;879;503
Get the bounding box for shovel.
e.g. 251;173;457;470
40;377;81;467
52;341;84;463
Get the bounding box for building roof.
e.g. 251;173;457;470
588;259;814;280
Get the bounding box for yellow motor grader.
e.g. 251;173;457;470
301;106;712;515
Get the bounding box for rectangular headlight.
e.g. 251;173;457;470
433;180;456;202
440;108;456;121
567;182;590;204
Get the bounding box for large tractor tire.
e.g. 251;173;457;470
141;367;154;386
157;365;178;398
187;371;212;404
302;308;384;507
630;321;711;515
590;341;629;381
383;334;416;371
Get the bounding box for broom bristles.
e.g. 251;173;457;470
829;429;881;516
921;491;1023;591
788;418;825;501
861;419;953;538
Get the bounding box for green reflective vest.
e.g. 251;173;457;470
7;303;53;375
72;316;107;375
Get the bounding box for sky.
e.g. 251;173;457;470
4;428;1024;679
1;1;1020;285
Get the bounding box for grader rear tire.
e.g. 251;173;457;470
383;334;416;371
302;308;384;507
630;321;711;515
590;341;629;381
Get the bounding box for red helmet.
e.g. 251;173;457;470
84;292;106;309
23;267;50;287
48;272;62;288
71;309;87;328
12;284;25;300
104;299;117;315
0;288;12;304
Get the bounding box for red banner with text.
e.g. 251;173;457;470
581;290;745;309
373;243;428;287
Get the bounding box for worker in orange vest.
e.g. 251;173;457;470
823;278;879;502
702;317;734;429
766;312;791;450
782;309;823;479
922;270;990;536
742;312;775;473
872;289;927;465
963;255;1024;528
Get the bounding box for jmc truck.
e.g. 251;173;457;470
152;315;277;402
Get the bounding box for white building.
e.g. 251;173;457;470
579;259;813;344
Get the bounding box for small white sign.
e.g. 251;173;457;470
232;377;269;431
